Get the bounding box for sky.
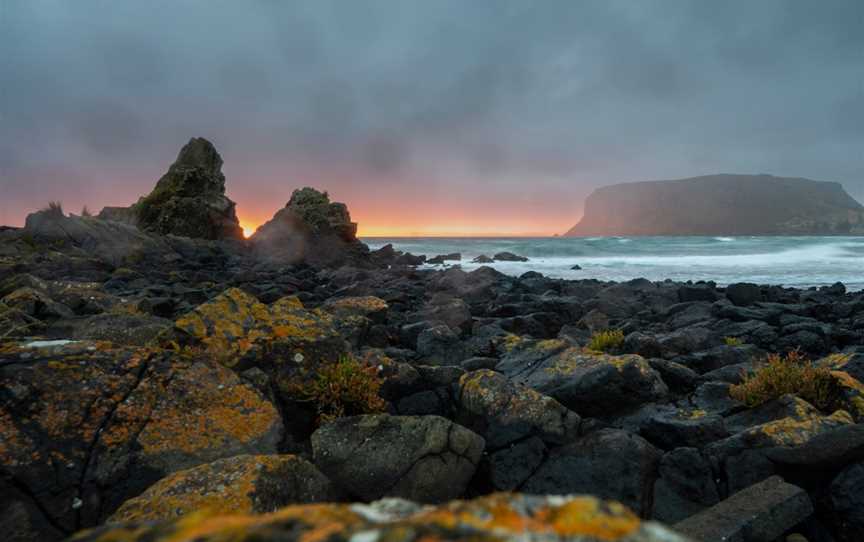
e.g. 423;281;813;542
1;1;862;236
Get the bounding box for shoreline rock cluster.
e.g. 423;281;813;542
2;139;864;542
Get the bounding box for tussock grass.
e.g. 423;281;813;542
587;329;625;353
730;349;838;410
724;336;744;346
289;355;387;425
42;201;64;217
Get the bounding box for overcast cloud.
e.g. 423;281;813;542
1;0;862;232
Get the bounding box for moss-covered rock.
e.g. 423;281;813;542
456;369;581;450
109;454;340;523
0;342;281;540
496;340;668;417
131;138;243;241
72;492;691;542
174;287;347;370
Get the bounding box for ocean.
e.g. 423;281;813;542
362;236;864;291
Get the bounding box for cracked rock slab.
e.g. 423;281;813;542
311;414;484;503
0;342;282;541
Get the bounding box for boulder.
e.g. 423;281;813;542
830;461;864;541
640;409;728;450
250;187;369;266
408;293;472;331
725;282;762;307
652;447;720;523
132;137;243;240
427;253;461;264
416;323;467;365
497;342;668;417
471;254;494;263
70;492;691;542
108;454;339;523
311;414;484;503
173;287;347;373
675;476;812;542
521;429;662;516
0;342;282;539
456;369;580;450
493;251;529;262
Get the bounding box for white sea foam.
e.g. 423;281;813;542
364;236;864;290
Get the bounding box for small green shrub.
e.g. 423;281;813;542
729;350;838;410
81;205;92;217
724;336;743;346
289;355;387;424
587;329;625;353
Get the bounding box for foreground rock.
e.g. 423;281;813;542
124;137;243;240
108;454;339;522
72;492;691;542
0;342;282;539
675;476;812;542
311;414;484;503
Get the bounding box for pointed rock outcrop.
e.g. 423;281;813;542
121;137;243;240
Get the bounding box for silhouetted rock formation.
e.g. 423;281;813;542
110;137;243;240
566;174;864;236
250;187;369;266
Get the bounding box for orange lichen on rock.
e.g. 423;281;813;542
72;493;676;542
109;454;336;523
174;287;345;369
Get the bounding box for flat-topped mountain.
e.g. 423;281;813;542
565;174;864;236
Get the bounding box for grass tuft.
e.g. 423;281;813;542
288;354;387;425
587;329;625;353
42;201;64;217
724;336;744;346
729;349;839;410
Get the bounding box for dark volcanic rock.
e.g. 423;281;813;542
456;369;580;450
493;251;529;262
675;476;813;542
521;429;662;516
496;340;668;417
132;137;243;240
311;414;484;503
250;187;369;266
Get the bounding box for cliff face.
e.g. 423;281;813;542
565;174;864;236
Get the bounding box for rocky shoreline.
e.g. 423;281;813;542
2;140;864;542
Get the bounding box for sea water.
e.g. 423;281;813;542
363;236;864;290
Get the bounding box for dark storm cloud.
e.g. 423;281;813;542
1;0;862;227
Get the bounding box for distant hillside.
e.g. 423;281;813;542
565;174;864;236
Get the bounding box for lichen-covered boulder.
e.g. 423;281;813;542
250;187;369;266
321;295;389;345
109;454;340;523
709;409;855;458
311;414;485;503
456;369;581;450
131;137;243;240
0;342;282;540
497;339;668;417
71;492;692;542
174;287;347;370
